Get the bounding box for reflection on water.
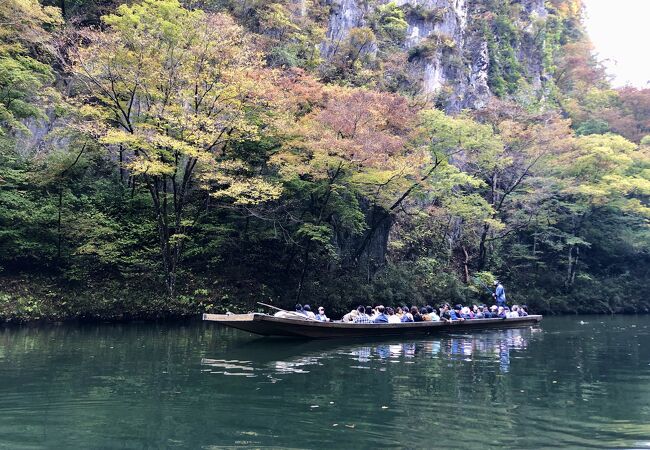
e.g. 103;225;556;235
200;328;537;379
1;316;650;449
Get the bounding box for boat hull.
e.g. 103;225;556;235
203;313;543;339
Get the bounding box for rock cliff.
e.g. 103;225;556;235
321;0;553;111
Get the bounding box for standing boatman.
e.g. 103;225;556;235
493;280;507;307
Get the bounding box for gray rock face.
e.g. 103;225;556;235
321;0;550;111
14;115;58;158
466;39;490;109
522;0;547;18
321;0;367;59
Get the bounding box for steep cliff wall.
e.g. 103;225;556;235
320;0;553;111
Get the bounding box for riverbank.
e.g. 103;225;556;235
1;274;647;324
0;275;271;323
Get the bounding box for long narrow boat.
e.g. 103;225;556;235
202;313;543;339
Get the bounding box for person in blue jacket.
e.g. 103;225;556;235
482;305;493;318
493;280;507;307
373;306;389;323
449;305;464;321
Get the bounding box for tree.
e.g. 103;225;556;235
553;133;650;288
269;86;423;297
71;0;281;295
409;109;500;281
371;2;408;44
470;102;575;271
0;0;61;137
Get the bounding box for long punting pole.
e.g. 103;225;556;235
257;302;318;321
257;302;286;312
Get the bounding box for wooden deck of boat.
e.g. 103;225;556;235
203;313;543;339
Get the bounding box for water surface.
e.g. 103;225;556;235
1;316;650;448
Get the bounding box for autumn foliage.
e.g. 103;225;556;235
0;0;648;319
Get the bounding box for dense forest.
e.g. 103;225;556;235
0;0;648;321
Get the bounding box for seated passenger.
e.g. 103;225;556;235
373;306;389;323
439;304;451;322
420;307;431;321
424;305;440;321
401;307;414;322
474;305;485;319
520;305;529;316
366;305;376;320
387;307;401;323
353;305;372;323
316;306;330;322
460;306;473;319
411;306;423;322
506;307;519;318
497;306;507;318
342;308;358;322
295;304;307;316
303;304;316;319
449;305;464;321
395;307;404;320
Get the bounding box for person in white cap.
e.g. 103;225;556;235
316;306;330;322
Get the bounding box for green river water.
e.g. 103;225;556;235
1;315;650;449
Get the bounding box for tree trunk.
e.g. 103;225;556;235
477;223;490;271
57;188;63;260
477;171;498;270
54;144;86;262
462;245;470;283
532;231;538;271
565;244;579;289
147;176;175;297
353;159;442;264
295;242;311;303
119;145;125;182
293;163;342;300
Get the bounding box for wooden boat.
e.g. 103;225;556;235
202;313;543;339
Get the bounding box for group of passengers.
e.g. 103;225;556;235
292;302;528;323
292;304;331;321
341;303;528;324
